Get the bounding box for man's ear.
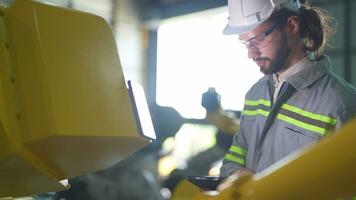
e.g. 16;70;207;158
286;16;300;34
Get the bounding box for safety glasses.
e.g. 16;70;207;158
241;23;281;49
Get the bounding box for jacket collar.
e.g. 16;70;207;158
264;56;331;91
286;55;331;91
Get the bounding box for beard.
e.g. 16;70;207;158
254;33;291;75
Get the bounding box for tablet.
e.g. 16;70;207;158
188;176;225;191
128;80;156;140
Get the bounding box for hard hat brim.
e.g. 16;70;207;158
223;23;262;35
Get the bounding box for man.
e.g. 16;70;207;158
220;0;356;177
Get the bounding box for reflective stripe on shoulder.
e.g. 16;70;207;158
281;104;337;125
241;99;336;135
278;103;337;136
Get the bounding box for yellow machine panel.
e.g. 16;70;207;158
0;0;149;197
176;118;356;200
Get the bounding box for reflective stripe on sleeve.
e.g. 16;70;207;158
225;145;247;165
242;109;269;117
229;145;247;156
224;154;245;165
244;99;271;107
242;99;271;117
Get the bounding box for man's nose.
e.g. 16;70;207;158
248;47;260;59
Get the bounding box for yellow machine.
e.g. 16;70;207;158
172;117;356;200
0;0;150;197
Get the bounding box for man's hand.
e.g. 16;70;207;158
217;167;255;191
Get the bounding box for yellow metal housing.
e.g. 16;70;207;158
0;0;149;197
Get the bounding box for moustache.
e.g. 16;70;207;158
253;57;270;62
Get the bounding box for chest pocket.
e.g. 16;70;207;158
269;122;321;164
284;123;322;140
276;123;321;158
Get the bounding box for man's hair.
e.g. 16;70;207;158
269;0;336;58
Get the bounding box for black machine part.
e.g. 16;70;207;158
201;87;221;112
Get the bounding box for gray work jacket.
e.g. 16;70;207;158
220;56;356;176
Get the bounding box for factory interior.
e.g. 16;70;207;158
0;0;356;199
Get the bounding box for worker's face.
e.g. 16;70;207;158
239;20;291;75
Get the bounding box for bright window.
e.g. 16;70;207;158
156;7;262;119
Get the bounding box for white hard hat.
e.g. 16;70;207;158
223;0;301;35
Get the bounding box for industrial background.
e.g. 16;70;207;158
36;0;356;100
0;0;355;199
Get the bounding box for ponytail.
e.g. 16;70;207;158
298;2;336;57
270;0;336;58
